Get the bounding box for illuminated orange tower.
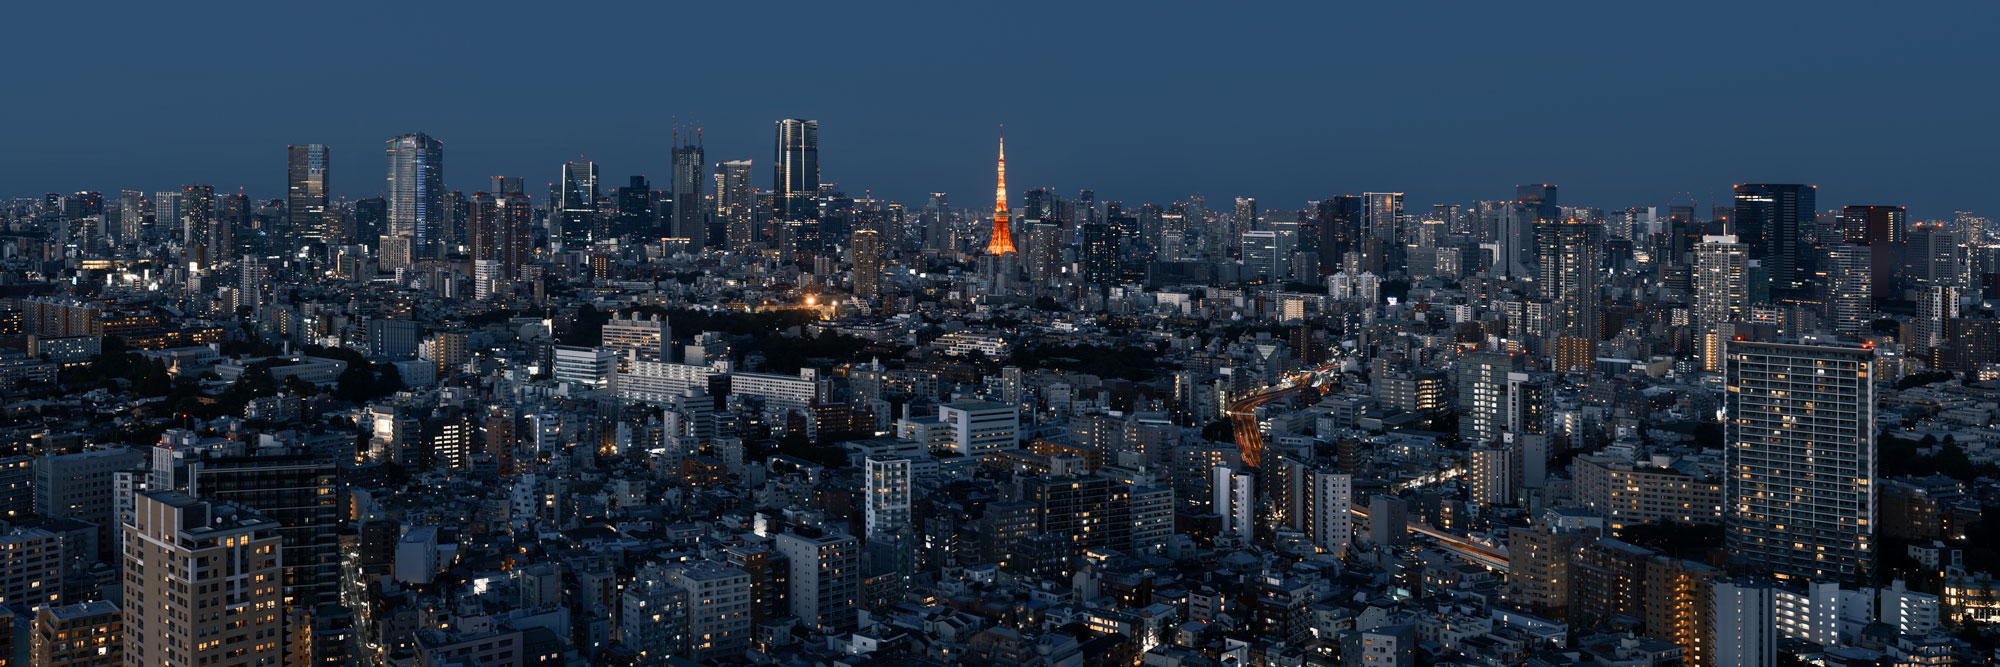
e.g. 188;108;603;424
984;133;1016;255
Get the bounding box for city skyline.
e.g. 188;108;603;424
4;3;1997;217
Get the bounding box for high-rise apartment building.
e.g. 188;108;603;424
600;312;673;372
34;600;121;667
470;192;532;284
773;530;858;633
286;144;330;244
1695;235;1750;371
851;228;884;299
1724;340;1876;584
717;160;756;252
1824;242;1872;334
181;185;216;268
1457;352;1524;444
864;456;911;539
1079;221;1118;283
123;492;284;667
1539;218;1603;372
385;133;444;261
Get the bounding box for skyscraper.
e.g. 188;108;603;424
470;192;532;292
1824;242;1872;333
717;160;755;252
556;160;599;250
286;144;330;246
851;228;884;299
1317;195;1365;271
1724;339;1875;584
190;451;340;613
1516;184;1558;224
1364;192;1404;242
117;189;144;248
616;175;652;237
1695;235;1750;371
774;119;819;222
181;184;216;268
1080;221;1118;283
384;133;443;261
1733;184;1816;296
1842;205;1905;297
1539;217;1603;372
864;456;911;539
984;134;1016;255
671;139;706;247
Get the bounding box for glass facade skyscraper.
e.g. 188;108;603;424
286;144;330;245
385;133;443;261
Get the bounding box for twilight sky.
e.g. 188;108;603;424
4;1;1996;220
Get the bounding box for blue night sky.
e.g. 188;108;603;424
4;1;1996;219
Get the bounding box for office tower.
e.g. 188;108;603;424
1540;218;1603;372
1905;222;1961;289
1240;230;1282;282
1824;242;1872;333
1317;196;1364;271
286;144;330;244
35;600;121;667
774;119;820;222
384;133;443;260
1080;221;1117;282
437;190;468;255
851;228;884;298
124;492;284;667
923;192;951;250
716;160;755;251
1516;184;1558;224
670;139;706;247
470;192;531;282
1695;235;1750;371
489;175;524;195
1457;352;1524;444
984;134;1016;255
774;530;858;633
1026;222;1062;282
190;451;339;612
117;190;144;247
556;160;598;249
1733;184;1816;296
1232;197;1258;242
1842;205;1905;295
152;190;183;246
1364;192;1404;242
216;193;246;258
180;184;216;267
1724;340;1875;584
600;312;672;371
863;455;911;539
937;401;1018;458
36;448;143;561
615;175;652;238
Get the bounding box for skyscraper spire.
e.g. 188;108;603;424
984;131;1016;255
